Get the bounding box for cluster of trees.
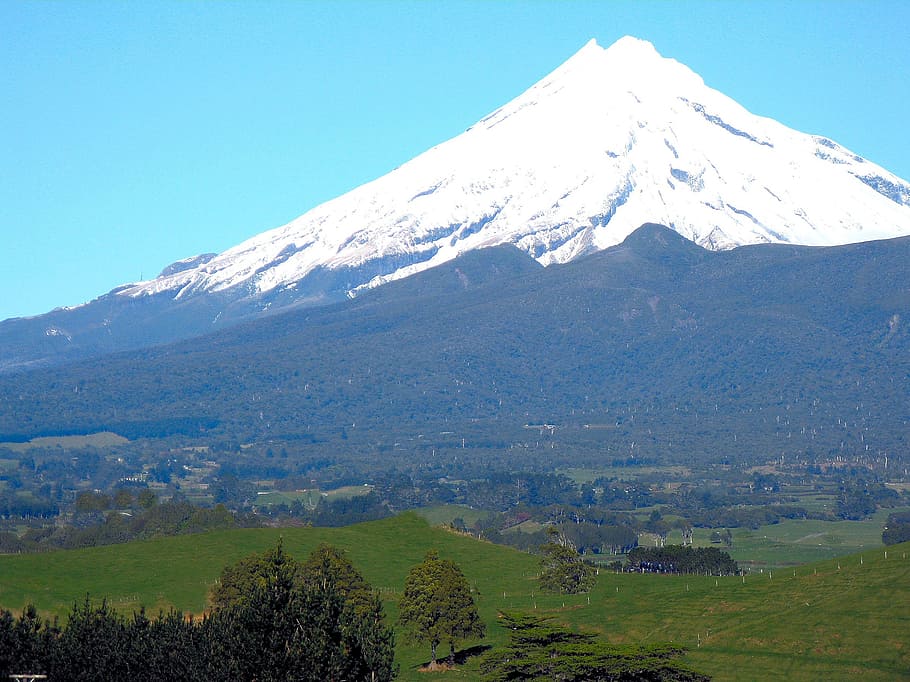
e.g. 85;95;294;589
469;499;815;559
207;542;396;681
590;476;658;509
558;520;639;555
836;479;900;520
626;546;739;576
480;612;708;681
254;490;392;527
468;505;643;556
882;511;910;545
308;490;390;527
0;489;59;519
0;542;397;681
73;488;157;512
683;504;811;530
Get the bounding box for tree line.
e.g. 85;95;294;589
0;493;257;553
883;511;910;545
626;546;739;576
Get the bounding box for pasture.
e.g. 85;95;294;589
0;514;907;680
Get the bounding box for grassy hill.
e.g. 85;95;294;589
1;513;907;680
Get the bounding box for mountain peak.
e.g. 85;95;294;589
619;223;708;266
64;34;910;311
536;36;697;97
563;36;662;64
574;36;601;53
603;35;658;57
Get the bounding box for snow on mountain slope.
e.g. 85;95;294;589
122;36;910;304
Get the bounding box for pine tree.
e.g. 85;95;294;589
207;541;396;681
481;612;710;681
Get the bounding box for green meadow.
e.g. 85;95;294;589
254;484;373;508
726;510;899;571
1;513;907;681
413;504;490;527
639;508;900;572
0;431;129;452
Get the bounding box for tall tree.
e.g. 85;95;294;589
299;543;396;682
50;598;128;681
0;604;56;679
300;543;372;609
397;550;485;668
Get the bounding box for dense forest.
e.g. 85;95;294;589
1;227;908;476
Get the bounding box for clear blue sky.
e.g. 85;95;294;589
2;0;908;321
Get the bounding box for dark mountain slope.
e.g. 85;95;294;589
1;225;907;468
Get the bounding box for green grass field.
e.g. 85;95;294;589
0;431;129;452
726;508;903;571
254;484;372;508
644;508;901;571
1;514;907;681
412;504;489;527
254;489;322;508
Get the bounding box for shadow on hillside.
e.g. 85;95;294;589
416;644;493;671
454;643;492;664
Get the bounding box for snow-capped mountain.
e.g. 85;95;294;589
121;36;910;304
3;36;910;373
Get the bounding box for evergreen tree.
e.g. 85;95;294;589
210;538;299;611
49;597;128;681
481;612;710;681
0;605;57;680
299;543;397;682
207;540;396;681
138;609;204;681
300;543;373;610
